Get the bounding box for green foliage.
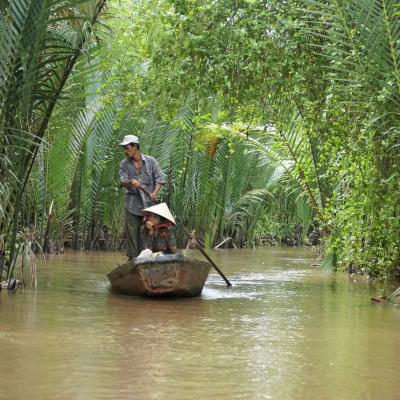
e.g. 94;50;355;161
0;0;107;279
3;0;400;281
298;0;400;278
145;0;400;278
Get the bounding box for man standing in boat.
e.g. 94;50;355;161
119;135;165;261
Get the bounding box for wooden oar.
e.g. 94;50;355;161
177;224;232;287
138;186;232;287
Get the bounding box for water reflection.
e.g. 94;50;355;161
0;248;399;399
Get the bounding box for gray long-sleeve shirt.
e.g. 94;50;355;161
119;154;165;216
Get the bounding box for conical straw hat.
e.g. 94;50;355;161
142;203;176;225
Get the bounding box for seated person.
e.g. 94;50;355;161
140;203;177;254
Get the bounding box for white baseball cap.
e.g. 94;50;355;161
119;135;139;146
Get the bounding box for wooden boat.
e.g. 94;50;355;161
107;254;211;297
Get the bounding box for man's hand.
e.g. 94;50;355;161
130;179;141;188
149;192;157;202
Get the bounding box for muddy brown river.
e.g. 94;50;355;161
1;248;399;399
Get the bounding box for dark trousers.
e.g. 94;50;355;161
125;211;143;257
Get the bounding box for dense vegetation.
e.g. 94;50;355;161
1;0;400;283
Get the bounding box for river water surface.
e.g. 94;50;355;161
1;248;400;400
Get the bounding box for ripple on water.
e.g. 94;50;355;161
201;286;259;300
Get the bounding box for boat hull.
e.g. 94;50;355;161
107;256;211;297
